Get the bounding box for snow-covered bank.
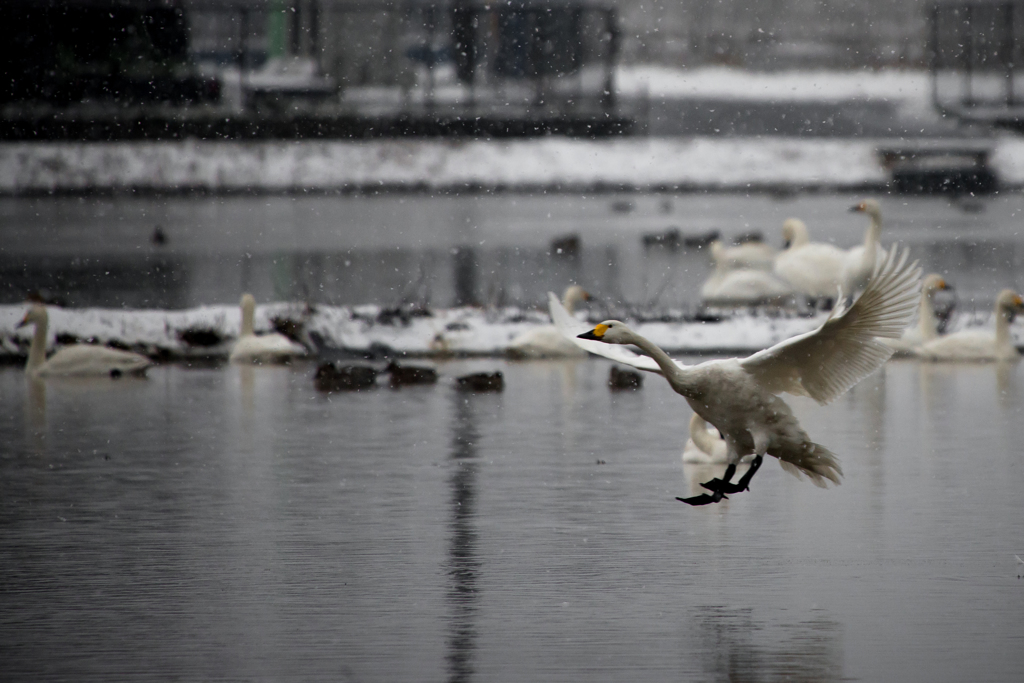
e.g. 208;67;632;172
5;135;1024;195
618;66;931;107
0;138;890;194
0;302;829;360
3;302;1022;362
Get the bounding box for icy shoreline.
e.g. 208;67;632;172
4;135;1023;195
0;302;829;361
0;137;892;195
3;302;1021;362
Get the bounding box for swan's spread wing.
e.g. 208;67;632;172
740;245;920;404
548;292;670;374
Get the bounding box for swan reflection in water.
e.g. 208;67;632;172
446;393;483;683
691;605;842;682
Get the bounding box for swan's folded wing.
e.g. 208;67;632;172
740;245;920;405
547;292;667;374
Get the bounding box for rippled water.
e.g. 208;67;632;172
2;358;1023;682
2;192;1023;310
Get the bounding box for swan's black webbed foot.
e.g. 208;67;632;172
677;491;725;506
676;464;737;506
676;457;765;505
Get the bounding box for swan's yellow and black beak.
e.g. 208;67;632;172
938;279;953;291
16;313;30;329
578;324;609;341
849;202;866;213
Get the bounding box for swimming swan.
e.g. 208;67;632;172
682;413;729;463
773;218;847;302
700;265;794;307
552;245;920;504
842;199;885;294
17;304;152;377
709;239;776;272
914;289;1024;362
885;274;952;356
229;293;307;364
508;285;592;358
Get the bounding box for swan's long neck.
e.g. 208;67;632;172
917;287;940;340
995;304;1013;350
241;298;255;337
689;414;719;455
789;223;809;249
27;314;47;371
623;330;696;394
862;209;882;252
563;291;581;314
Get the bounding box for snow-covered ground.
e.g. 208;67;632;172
0;137;893;194
2;67;1020;194
617;66;932;108
4;135;1023;194
2;301;1021;362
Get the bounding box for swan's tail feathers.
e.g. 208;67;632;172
774;441;842;488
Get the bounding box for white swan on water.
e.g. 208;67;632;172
773;218;846;302
682;413;729;463
552;245;920;504
885;274;952;356
229;293;306;364
17;304;151;377
914;289;1024;362
708;239;776;272
507;286;591;358
700;261;794;307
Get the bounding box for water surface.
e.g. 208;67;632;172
2;358;1022;681
2;192;1023;311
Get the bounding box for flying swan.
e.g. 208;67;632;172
550;245;920;504
17;304;152;377
229;293;307;364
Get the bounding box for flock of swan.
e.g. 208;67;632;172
12;198;1023;506
17;293;307;377
698;199;1024;362
702;199;884;308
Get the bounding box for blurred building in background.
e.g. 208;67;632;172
2;0;1020;139
930;0;1024;130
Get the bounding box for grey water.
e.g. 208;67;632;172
2;192;1024;313
2;357;1023;682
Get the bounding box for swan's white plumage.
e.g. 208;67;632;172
914;289;1024;362
700;267;794;307
709;239;776;272
508;285;591;358
551;245;921;488
229;293;306;364
740;246;920;405
773;218;847;299
841;199;885;294
18;305;152;377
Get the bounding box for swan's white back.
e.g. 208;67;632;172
19;304;151;377
915;289;1023;362
508;286;590;358
229;293;306;364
